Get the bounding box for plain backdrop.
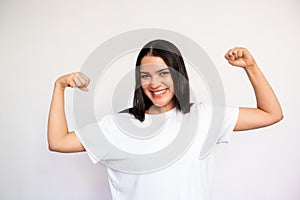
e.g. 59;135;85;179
0;0;299;199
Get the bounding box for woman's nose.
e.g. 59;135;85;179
149;76;162;88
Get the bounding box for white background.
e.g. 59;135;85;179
0;0;299;199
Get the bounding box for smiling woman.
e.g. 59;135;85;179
47;39;283;200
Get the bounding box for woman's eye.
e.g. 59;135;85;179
141;74;150;79
160;71;170;76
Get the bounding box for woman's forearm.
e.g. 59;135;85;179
244;63;283;121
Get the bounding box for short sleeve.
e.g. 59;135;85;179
74;114;117;164
74;127;100;164
217;106;239;144
74;113;140;166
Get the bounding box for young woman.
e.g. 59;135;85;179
48;40;283;200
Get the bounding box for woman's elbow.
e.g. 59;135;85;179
270;112;284;125
277;113;284;122
48;138;65;152
48;142;61;152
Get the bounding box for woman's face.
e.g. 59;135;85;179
140;55;175;113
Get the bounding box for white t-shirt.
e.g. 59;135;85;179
75;103;239;200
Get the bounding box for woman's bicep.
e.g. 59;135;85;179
48;131;85;153
234;107;282;131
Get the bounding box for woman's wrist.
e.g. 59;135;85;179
243;62;259;73
54;80;67;90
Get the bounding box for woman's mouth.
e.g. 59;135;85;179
151;89;168;97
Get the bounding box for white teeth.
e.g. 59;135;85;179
153;89;166;95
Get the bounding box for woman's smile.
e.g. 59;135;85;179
151;88;168;97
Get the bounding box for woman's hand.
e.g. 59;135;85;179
55;72;90;91
225;47;256;68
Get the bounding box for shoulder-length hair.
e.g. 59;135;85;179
129;39;190;121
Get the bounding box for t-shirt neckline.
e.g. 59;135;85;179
145;107;177;119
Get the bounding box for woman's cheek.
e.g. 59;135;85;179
164;78;174;90
141;83;149;90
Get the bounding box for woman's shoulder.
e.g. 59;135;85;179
191;102;237;110
190;102;213;111
190;102;238;117
98;108;135;123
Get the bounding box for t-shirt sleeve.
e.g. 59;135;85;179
74;115;115;164
74;128;99;164
74;114;125;165
217;106;239;144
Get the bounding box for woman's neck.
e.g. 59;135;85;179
146;104;175;115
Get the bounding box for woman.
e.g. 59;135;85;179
48;40;283;200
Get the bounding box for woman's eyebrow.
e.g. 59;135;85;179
140;68;169;74
155;68;169;73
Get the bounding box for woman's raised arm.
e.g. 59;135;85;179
47;72;90;152
224;47;283;131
